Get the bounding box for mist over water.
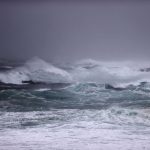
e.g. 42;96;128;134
1;0;150;149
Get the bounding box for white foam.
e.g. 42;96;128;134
71;59;150;87
34;88;51;92
0;57;72;84
1;58;150;86
1;109;150;150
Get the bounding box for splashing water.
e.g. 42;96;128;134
0;58;150;150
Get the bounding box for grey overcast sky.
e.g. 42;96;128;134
0;0;150;62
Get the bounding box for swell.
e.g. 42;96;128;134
0;81;150;129
1;82;150;112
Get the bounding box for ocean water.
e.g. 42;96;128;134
0;58;150;150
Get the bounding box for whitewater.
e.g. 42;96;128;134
0;58;150;150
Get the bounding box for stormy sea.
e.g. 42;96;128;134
1;57;150;150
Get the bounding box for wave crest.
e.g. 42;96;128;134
0;57;72;84
71;59;150;87
0;58;150;87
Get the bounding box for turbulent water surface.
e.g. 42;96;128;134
0;58;150;150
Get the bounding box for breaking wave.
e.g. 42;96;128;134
0;57;72;84
0;57;150;88
1;58;150;150
71;59;150;87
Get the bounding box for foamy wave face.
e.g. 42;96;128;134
70;59;150;87
0;58;150;86
0;57;72;84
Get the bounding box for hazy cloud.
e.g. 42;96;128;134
0;0;150;62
